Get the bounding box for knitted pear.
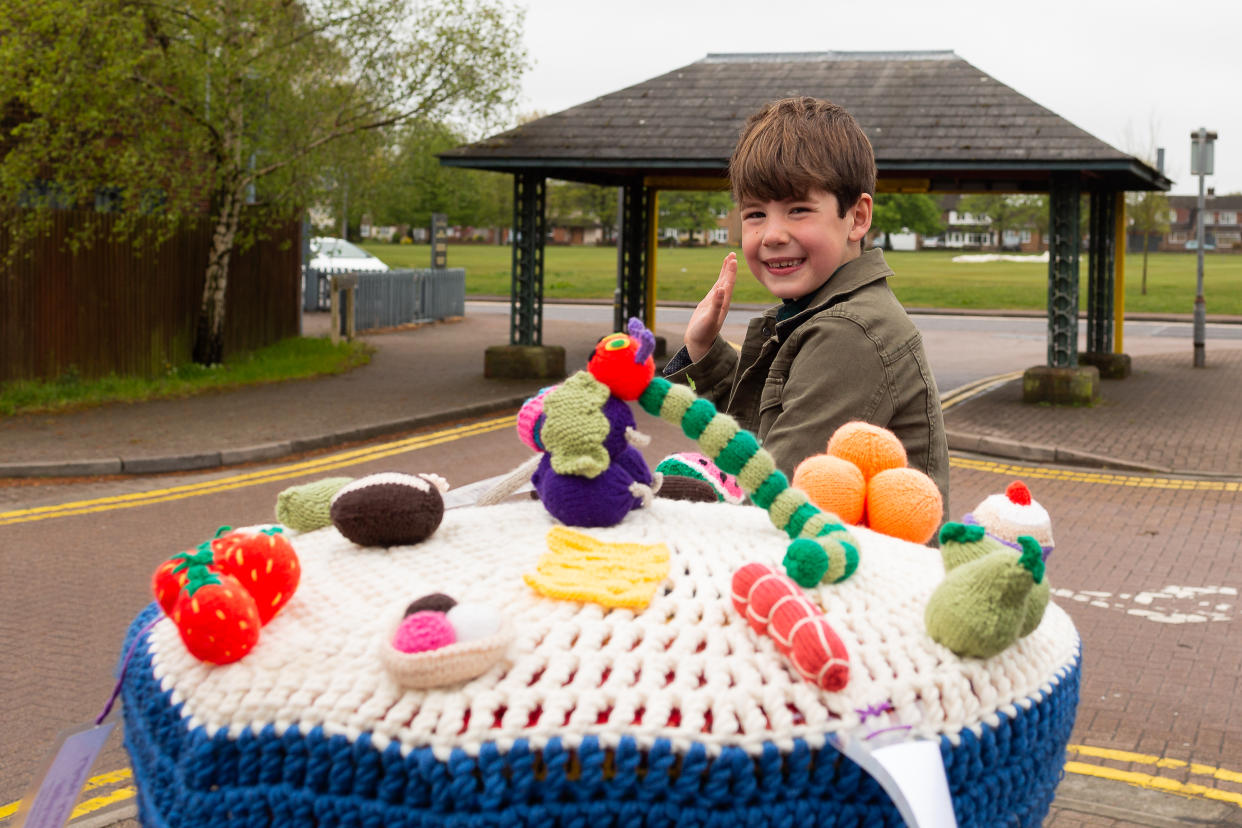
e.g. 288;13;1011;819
1017;536;1051;637
925;541;1045;659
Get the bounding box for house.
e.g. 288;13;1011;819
1160;193;1242;252
921;195;1046;252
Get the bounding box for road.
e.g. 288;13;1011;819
2;309;1240;826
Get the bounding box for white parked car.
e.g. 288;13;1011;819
308;237;390;272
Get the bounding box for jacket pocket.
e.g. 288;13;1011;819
756;373;785;436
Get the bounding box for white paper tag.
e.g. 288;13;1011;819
10;722;115;828
829;734;958;827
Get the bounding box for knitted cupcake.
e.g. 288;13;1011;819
965;481;1054;559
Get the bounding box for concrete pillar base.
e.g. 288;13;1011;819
484;345;566;380
1078;351;1132;379
1023;365;1100;405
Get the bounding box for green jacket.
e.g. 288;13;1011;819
665;248;950;512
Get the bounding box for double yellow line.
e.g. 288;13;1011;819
0;416;516;527
3;745;1239;824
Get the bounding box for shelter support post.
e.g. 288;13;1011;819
511;173;546;346
1023;173;1099;403
484;172;565;379
616;181;653;331
1082;189;1131;378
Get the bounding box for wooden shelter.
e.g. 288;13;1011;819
442;51;1169;389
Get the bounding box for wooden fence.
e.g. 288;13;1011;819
1;210;301;383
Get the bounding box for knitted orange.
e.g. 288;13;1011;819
791;454;866;525
826;421;907;481
865;467;943;544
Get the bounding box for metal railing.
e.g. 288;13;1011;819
306;267;466;330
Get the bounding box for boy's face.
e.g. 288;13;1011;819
738;188;872;300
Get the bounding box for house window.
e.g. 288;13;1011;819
1219;211;1237;225
708;227;729;244
1169;209;1179;222
1202;211;1216;225
1216;231;1241;246
1169;231;1187;243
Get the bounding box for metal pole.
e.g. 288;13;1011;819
1193;127;1207;368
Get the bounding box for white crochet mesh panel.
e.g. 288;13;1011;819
147;499;1079;760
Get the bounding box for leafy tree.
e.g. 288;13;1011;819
659;190;732;244
956;194;1046;249
871;194;944;248
0;0;527;364
1127;190;1171;295
546;180;618;241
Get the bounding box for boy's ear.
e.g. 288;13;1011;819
847;193;873;243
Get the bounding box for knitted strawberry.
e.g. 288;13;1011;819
210;527;300;625
170;565;261;664
151;544;216;614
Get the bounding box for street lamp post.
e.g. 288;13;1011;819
1190;127;1217;368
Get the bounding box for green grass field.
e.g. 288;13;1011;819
362;242;1242;315
0;337;372;416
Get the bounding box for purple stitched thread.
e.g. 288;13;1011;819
863;725;913;741
855;701;894;723
97;616;160;725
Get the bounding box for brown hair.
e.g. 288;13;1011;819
728;97;876;217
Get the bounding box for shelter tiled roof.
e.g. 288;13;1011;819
442;51;1168;192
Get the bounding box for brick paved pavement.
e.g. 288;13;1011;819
944;347;1242;476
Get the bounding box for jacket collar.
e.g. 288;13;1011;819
766;248;894;331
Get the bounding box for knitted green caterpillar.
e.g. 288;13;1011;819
582;318;858;586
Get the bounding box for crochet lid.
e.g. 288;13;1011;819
144;498;1079;760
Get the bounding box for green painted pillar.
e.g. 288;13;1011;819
1047;174;1081;368
1086;188;1115;354
615;180;652;332
510;172;546;346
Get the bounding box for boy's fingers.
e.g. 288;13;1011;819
716;253;737;312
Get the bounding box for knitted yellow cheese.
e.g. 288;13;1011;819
524;526;670;610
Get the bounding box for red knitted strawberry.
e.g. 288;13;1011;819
151;544;216;614
211;527;300;625
170;565;261;664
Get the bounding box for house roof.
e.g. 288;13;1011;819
1169;194;1242;210
442;51;1169;193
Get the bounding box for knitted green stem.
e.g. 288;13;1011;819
183;563;222;596
638;376;859;586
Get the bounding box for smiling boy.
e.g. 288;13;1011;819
663;96;950;513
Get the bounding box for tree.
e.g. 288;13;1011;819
870;194;944;248
545;180;618;241
0;0;527;364
956;194;1046;250
1127;190;1171;295
659;190;732;244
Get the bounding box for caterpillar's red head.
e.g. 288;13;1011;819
588;318;656;400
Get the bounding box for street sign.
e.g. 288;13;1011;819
431;213;448;269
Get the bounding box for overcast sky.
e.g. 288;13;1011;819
514;0;1238;197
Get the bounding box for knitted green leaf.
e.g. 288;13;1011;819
542;371;612;478
939;522;985;545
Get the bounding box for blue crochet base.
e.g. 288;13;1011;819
121;603;1080;827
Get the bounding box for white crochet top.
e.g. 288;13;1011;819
146;499;1079;760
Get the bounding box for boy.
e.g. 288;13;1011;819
663;96;950;512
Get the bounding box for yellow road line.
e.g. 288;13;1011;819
0;416;516;526
67;786;136;819
0;769;134;822
1065;761;1242;807
1068;744;1242;784
941;370;1024;411
950;456;1242;492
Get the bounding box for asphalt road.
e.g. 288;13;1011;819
2;310;1240;827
